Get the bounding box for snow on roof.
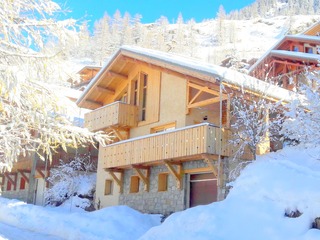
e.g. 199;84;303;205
248;34;320;73
271;50;320;62
77;46;300;106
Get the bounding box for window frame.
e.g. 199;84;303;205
104;179;113;195
129;176;140;193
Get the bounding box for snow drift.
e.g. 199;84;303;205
140;145;320;240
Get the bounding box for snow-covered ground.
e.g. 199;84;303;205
1;144;320;239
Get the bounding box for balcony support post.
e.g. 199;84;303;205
204;158;218;178
106;169;124;193
4;172;17;190
132;165;150;192
164;161;183;190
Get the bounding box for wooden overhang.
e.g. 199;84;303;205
302;21;320;36
77;46;298;110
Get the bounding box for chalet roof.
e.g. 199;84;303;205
302;21;320;35
248;34;320;73
77;46;301;109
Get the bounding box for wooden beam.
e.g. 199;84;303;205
164;161;183;189
37;169;45;179
4;173;17;190
188;95;227;109
204;158;218;177
0;174;4;185
188;82;220;96
95;86;115;95
107;71;128;81
133;166;150;192
84;99;103;108
18;170;30;184
106;169;124;193
122;56;218;85
109;126;128;141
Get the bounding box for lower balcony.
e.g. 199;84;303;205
100;123;249;169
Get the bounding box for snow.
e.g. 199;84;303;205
0;198;161;240
141;145;320;240
1;144;320;239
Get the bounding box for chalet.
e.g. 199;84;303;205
248;21;320;90
77;45;296;215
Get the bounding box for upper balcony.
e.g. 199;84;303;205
84;101;138;132
100;123;252;169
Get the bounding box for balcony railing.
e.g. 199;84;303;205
100;123;248;169
84;101;138;132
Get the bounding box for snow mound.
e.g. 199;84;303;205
140;145;320;240
0;198;161;240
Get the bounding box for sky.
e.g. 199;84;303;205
57;0;256;26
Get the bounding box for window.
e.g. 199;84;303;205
130;176;140;193
292;46;299;52
140;73;148;121
20;177;26;190
104;179;113;195
158;173;168;192
306;47;313;53
131;73;148;122
151;122;176;134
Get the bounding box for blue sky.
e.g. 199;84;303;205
58;0;255;26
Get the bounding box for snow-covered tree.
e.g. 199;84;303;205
45;154;97;209
230;88;282;161
0;0;110;171
281;69;320;145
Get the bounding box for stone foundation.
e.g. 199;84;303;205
119;159;228;215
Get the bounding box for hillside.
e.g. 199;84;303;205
70;14;320;76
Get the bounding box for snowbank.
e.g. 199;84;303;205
2;145;320;239
0;198;161;240
140;145;320;240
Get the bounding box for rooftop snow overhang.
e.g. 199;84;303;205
248;35;320;73
76;46;302;109
270;50;320;62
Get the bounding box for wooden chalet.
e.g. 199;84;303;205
77;45;295;215
248;21;320;90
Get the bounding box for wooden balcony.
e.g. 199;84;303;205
84;102;138;132
100;123;245;169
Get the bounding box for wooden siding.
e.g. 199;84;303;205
100;124;245;169
84;102;138;132
304;24;320;36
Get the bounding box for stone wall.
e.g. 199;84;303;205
1;189;28;202
119;159;224;215
119;165;185;215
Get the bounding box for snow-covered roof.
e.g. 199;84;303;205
248;34;320;73
77;46;301;106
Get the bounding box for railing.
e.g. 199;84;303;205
100;123;243;169
84;102;138;132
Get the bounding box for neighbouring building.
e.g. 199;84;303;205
76;45;295;215
248;21;320;90
0;86;98;205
